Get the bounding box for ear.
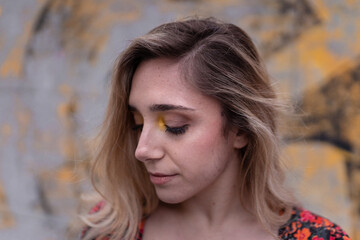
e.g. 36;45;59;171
233;131;248;149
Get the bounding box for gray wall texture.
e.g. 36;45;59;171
0;0;360;239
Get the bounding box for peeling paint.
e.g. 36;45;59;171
0;22;32;78
0;182;15;229
0;124;11;146
15;104;32;153
356;20;360;53
57;101;77;120
58;84;73;97
30;0;142;64
56;164;80;183
59;137;77;160
312;0;330;22
346;0;355;5
295;26;353;86
1;0;360;238
32;129;55;152
285;142;351;233
0;36;4;51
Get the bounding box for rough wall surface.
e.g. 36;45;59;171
0;0;359;239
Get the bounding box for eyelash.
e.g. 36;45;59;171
165;125;189;135
132;124;189;136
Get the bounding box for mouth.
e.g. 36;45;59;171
148;172;178;185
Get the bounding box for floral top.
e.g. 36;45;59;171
81;204;351;240
278;207;350;240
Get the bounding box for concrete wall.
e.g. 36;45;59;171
0;0;359;239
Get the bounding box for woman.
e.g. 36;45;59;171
80;17;351;240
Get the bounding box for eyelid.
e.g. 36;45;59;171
161;114;189;125
165;124;189;135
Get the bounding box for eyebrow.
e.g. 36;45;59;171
129;104;195;112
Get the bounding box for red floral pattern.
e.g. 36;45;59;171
81;205;351;239
279;207;351;240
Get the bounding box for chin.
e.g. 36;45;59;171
155;189;190;204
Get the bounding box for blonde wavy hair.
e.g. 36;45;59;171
81;17;296;240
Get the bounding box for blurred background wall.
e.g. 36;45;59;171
0;0;359;239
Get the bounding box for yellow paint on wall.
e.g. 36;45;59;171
356;20;360;53
57;102;77;119
51;0;139;63
58;84;73;97
1;124;11;139
0;5;2;17
0;182;15;229
60;137;77;160
294;26;354;87
312;0;330;22
0;36;4;52
33;129;55;151
0;124;12;146
0;22;32;78
207;0;239;6
284;142;351;234
298;29;336;70
0;46;23;78
345;114;360;150
56;165;79;183
164;0;239;7
16;108;32;152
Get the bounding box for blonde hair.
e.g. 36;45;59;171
81;17;296;240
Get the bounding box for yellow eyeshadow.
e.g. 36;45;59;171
157;116;166;131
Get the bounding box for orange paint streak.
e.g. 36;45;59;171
356;20;360;53
285;142;351;233
16;107;32;153
0;124;11;145
0;182;15;229
56;165;79;183
312;0;330;22
294;26;354;87
0;22;32;78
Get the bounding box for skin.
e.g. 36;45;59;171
128;58;273;240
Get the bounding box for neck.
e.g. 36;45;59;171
159;156;254;228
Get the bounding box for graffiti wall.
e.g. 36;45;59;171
0;0;359;239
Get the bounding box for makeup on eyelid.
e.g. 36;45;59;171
131;106;192;136
157;116;166;131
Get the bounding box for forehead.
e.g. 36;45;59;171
131;58;183;90
128;58;221;112
129;58;193;104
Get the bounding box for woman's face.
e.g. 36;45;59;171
128;58;247;204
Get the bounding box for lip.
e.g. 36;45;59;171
149;172;178;185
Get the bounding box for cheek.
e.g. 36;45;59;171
179;124;228;170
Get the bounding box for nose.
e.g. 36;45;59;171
134;126;164;162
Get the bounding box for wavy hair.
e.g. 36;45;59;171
81;17;296;240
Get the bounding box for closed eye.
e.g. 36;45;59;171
165;124;189;135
